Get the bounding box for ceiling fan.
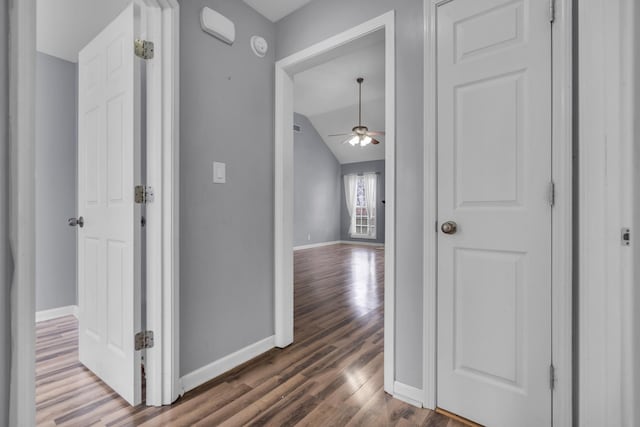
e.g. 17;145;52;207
329;77;384;147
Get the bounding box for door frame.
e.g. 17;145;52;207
137;0;181;407
274;11;396;394
8;1;180;424
422;0;573;425
578;0;638;425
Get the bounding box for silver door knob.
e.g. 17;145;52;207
441;221;457;235
68;216;84;228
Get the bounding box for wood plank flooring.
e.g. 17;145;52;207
36;244;463;426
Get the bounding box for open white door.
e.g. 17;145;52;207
77;3;142;406
436;0;552;426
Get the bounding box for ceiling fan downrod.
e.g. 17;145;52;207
357;77;363;128
327;75;383;146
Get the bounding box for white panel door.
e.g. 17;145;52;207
436;0;552;426
78;3;142;406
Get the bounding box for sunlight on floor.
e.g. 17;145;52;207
349;248;381;316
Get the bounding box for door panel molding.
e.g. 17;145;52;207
422;1;573;426
78;5;141;405
435;0;552;423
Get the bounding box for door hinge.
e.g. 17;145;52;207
135;331;154;350
134;39;154;59
550;364;556;390
548;181;555;207
135;185;154;204
549;0;556;23
622;228;631;246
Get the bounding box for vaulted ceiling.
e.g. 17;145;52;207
242;2;387;164
294;41;385;164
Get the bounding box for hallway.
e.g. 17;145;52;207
35;244;461;426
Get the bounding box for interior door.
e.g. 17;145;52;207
436;0;552;426
77;3;142;406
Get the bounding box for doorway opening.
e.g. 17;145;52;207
34;7;92;420
290;29;387;397
10;1;180;424
274;11;397;396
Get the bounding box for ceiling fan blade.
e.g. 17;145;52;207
328;133;352;137
370;138;381;145
367;131;385;136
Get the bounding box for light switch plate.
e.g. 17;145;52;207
213;162;226;183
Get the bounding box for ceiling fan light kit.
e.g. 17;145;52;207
348;135;372;147
329;77;384;148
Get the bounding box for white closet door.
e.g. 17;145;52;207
77;3;142;406
436;0;553;425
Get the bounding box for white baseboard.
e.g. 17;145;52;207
293;240;385;250
293;240;341;251
340;240;385;247
393;381;423;408
181;335;275;393
35;305;78;323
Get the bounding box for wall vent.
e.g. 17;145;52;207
293;124;302;133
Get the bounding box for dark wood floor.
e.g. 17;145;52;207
36;244;463;426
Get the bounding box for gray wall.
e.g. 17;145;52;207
340;160;385;244
293;113;341;247
35;52;77;312
0;0;9;423
179;0;276;376
277;0;424;387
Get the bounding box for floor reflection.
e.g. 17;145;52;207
293;243;385;344
36;243;461;426
349;247;382;316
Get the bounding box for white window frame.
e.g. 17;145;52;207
351;175;377;240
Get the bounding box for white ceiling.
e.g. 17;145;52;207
294;41;385;164
37;0;132;63
243;0;313;23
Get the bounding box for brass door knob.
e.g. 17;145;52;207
441;221;457;235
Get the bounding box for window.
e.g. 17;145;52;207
353;177;374;237
344;173;377;239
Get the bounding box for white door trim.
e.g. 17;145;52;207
274;11;396;394
139;0;181;406
8;0;180;421
549;1;573;424
422;1;573;426
422;0;437;410
578;0;637;425
8;0;37;425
